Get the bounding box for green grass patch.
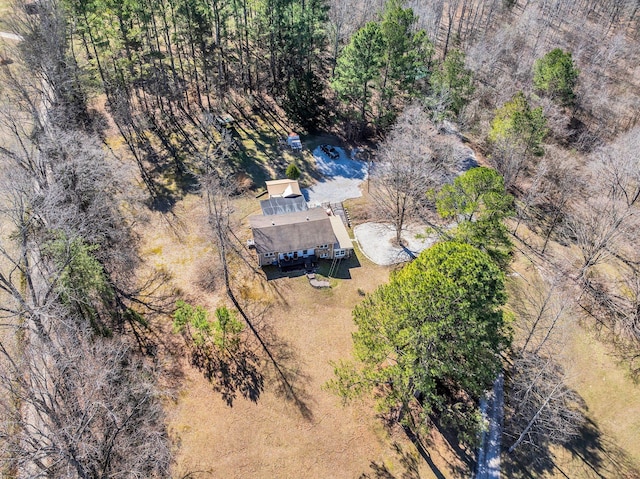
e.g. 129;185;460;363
0;1;12;29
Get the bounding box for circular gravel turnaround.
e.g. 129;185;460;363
302;146;367;204
354;222;438;266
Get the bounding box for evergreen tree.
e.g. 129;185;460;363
429;49;474;119
259;0;328;94
332;21;385;126
377;0;433;126
332;1;432;131
489;92;548;156
285;71;326;130
286;162;301;180
173;301;244;354
534;48;579;106
44;234;113;335
330;242;510;442
434;167;514;268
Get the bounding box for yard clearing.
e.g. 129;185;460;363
552;326;640;477
140;192;468;478
354;222;439;266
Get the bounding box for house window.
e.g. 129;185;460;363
320;252;328;258
316;244;328;249
335;249;345;257
264;252;275;257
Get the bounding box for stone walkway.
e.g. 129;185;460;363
307;273;330;288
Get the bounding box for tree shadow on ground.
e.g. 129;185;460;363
224;287;315;421
400;244;417;261
404;423;470;478
503;416;640;478
246;312;314;421
148;190;178;213
136;314;186;398
234;140;274;187
191;227;314;419
124;130;182;213
504;445;567;478
359;462;397;479
359;440;442;479
562;417;640;478
430;420;475;470
225;99;289;185
190;344;264;406
132;265;262;406
114;264;188;398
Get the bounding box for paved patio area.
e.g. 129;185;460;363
354;223;439;266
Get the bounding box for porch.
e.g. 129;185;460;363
279;254;318;272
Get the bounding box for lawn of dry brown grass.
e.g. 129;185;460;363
0;0;11;27
140;166;640;479
549;328;640;478
139;192;468;479
507;238;640;478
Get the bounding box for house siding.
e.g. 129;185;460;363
249;188;354;268
260;252;278;266
256;243;352;266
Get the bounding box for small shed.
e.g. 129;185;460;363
265;179;303;198
287;133;302;150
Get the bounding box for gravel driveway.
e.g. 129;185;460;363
303;146;367;204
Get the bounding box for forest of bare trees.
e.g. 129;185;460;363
0;2;175;475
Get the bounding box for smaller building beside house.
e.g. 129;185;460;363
249;180;353;269
259;179;308;216
286;133;302;151
265;178;303;198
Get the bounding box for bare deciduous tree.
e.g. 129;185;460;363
566;130;640;280
505;273;585;463
508;147;582;254
0;322;171;478
592;127;640;208
7;0;93;131
556;128;640;378
0;165;172;476
567;197;634;280
491;138;529;192
0;26;174;473
327;0;371;76
370;104;451;244
505;352;584;457
510;273;573;356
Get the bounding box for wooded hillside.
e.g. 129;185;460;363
0;0;639;477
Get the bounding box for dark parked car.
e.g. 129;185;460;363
320;144;339;159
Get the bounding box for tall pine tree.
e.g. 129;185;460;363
332;21;385;127
330;242;510;442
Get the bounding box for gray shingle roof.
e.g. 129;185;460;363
249;208;337;254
